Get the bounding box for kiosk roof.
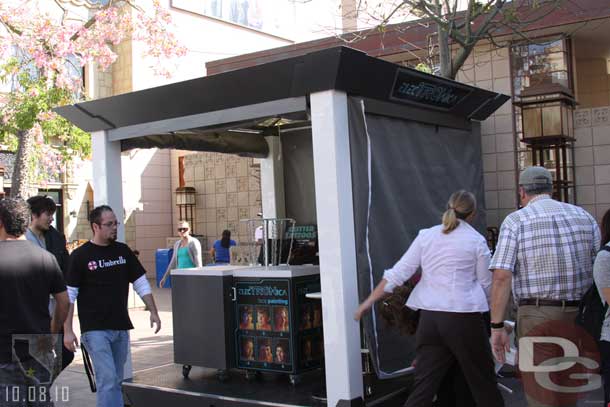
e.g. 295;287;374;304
56;46;508;135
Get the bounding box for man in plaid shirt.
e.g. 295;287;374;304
488;166;600;407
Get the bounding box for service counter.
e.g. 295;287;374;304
170;265;322;383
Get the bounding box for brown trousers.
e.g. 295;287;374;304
404;310;504;407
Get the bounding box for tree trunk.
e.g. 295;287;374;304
10;129;36;199
438;23;453;79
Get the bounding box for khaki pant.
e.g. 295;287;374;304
517;305;579;407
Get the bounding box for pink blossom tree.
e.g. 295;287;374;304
0;0;186;198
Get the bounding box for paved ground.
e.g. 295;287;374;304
48;283;606;406
51;282;174;406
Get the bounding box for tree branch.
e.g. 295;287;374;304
502;0;566;26
344;0;568;79
53;0;69;25
451;41;477;78
471;0;504;44
68;0;142;42
0;17;23;36
375;1;413;28
466;0;475;38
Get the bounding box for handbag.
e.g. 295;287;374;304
378;280;420;336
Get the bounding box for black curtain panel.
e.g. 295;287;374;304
348;97;486;378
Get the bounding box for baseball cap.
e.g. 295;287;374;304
519;166;552;186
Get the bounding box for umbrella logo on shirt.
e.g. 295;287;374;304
87;256;127;270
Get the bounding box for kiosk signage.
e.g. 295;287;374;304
236;279;293;372
390;68;472;110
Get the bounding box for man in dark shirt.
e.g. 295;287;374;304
0;198;69;406
26;195;74;371
25;196;69;273
63;205;161;407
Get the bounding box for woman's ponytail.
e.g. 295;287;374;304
442;207;459;234
441;190;477;234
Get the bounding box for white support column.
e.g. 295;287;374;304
91;130;133;380
259;136;285;219
311;90;363;406
91;130;125;242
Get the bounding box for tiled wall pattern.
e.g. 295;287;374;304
179;152;262;250
455;44;517;228
573;106;610;222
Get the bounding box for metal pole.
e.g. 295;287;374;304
263;219;268;269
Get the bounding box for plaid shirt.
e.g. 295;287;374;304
489;195;600;302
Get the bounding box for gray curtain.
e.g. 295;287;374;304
348;97;486;378
281;129;317;225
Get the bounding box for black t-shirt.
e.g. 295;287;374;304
0;240;66;363
66;241;146;333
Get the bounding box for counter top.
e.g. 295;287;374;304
232;265;319;278
171;265;250;276
171;264;320;278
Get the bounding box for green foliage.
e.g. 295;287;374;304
0;57;90;181
415;62;433;74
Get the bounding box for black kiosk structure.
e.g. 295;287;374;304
56;46;509;407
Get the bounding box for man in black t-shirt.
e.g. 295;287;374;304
63;205;161;407
0;198;69;407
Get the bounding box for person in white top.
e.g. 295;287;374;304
355;190;504;407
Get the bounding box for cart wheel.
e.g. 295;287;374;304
363;372;374;397
182;365;192;378
245;370;259;381
216;369;229;382
289;374;301;386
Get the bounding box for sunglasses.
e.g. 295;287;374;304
177;227;188;232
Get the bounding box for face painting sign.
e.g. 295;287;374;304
235;279;293;371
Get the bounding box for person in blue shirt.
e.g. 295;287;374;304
210;229;236;264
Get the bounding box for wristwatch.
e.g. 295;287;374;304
490;321;505;329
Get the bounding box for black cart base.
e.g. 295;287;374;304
122;364;411;407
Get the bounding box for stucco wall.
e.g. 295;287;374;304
121;149;173;276
575;58;610;109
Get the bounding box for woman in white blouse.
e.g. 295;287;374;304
355;190;503;407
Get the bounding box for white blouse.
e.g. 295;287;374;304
383;220;492;313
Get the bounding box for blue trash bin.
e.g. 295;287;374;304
156;248;174;288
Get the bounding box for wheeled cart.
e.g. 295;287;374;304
171;265;322;383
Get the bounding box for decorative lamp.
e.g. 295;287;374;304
515;83;575;142
514;83;576;202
